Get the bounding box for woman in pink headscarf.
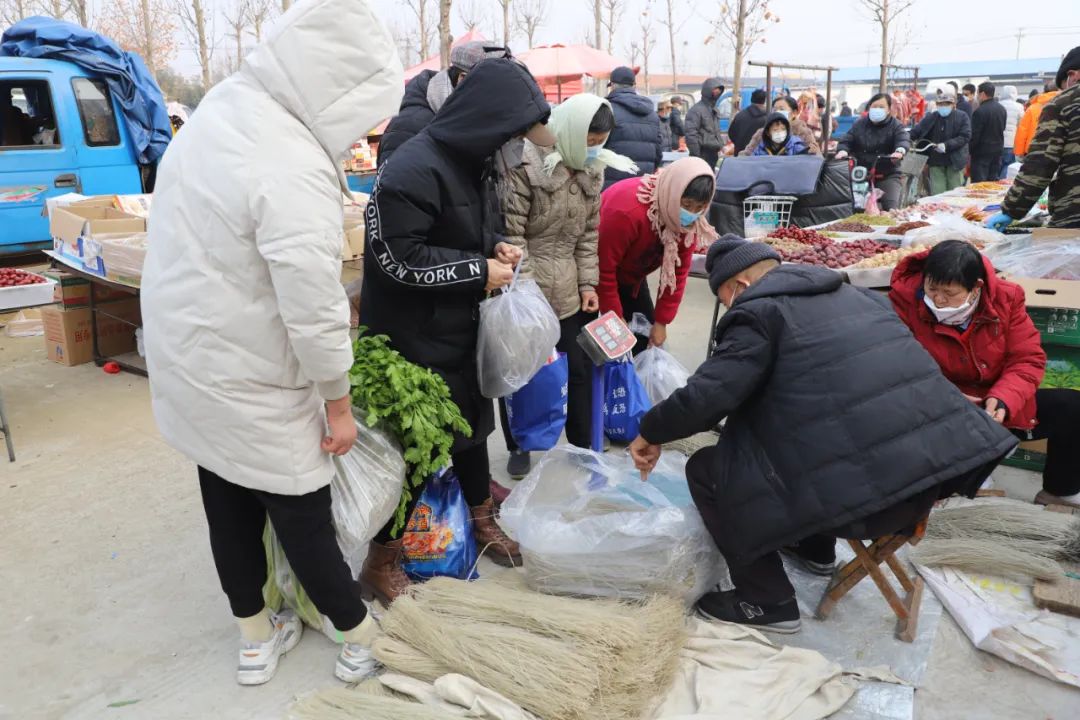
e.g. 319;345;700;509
597;157;718;352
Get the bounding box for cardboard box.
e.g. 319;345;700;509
41;268;129;308
40;299;141;366
98;232;148;287
343;201;366;261
1002;439;1047;473
1012;276;1080;347
50;200;145;272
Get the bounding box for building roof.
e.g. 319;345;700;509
832;57;1060;83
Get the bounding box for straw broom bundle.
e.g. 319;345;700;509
912;538;1064;582
926;503;1080;557
373;577;687;720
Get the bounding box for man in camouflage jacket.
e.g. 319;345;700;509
994;48;1080;229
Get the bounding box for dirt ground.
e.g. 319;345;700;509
2;272;1078;719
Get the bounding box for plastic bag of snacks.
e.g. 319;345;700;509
402;469;479;581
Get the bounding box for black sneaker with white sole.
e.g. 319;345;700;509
781;544;836;577
697;590;802;634
506;449;531;479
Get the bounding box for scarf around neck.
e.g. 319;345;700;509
635;157;719;297
541;93;637;175
426;70;454;113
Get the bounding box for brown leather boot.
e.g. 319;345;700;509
471;498;522;568
361;539;412;606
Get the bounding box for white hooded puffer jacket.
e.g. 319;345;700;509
141;0;403;495
1000;85;1023;150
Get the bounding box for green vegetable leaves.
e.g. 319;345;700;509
349;332;472;536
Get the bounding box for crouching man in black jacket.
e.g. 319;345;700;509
629;237;1018;633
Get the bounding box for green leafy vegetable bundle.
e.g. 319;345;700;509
349;333;471;536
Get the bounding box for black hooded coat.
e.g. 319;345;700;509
361;59;551;450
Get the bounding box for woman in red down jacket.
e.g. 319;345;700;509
890;240;1080;508
597;156;718;353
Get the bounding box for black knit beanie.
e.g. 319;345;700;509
1057;46;1080;90
705;235;781;295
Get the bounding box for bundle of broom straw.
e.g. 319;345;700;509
369;574;687;720
913;500;1080;582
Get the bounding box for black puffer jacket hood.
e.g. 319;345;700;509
428;58;550;162
603;87;663;188
608;87;655;117
638;264;1017;563
378;70;436;168
701;77;724;101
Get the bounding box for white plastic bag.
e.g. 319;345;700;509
985;239;1080;281
902;213;1008;248
477;273;560;399
500;445;728;605
633;347;691;405
331;418;408;578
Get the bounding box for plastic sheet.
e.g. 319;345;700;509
984;238;1080;280
499;445;727;605
902;214;1008;249
634;346;691;405
477;275;561;399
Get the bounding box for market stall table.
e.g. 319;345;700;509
44;251;145;377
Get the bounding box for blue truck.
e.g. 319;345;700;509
0;57;152;255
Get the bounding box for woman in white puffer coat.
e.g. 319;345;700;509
140;0;402;687
999;85;1025;178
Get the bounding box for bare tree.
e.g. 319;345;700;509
857;0;916;92
247;0;273;43
592;0;601;50
404;0;436;60
494;0;512;46
175;0;215;93
624;38;640;69
391;23;419;66
98;0;178;78
601;0;624;55
37;0;68;19
660;0;686;91
638;3;656;94
222;0;251;73
281;0;290;10
458;0;482;30
515;0;546;50
712;0;780;116
438;0;452;69
70;0;91;25
1;0;33;26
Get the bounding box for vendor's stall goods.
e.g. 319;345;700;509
885;221;931;235
849;245;929;269
764;233;895;269
892;202;954;219
820;221;876;233
968;181;1010;191
349;334;471;536
372;575;686;720
913;539;1063;583
961;206;988;223
841;213;898;226
0;268;48;287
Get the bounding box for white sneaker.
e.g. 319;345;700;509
335;642;377;682
236;609;303;686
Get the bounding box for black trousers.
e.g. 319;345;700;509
876;174;903;211
373;441;490;543
619;281;655;356
686;449;1000;605
970;153;1002;183
501;311;595;450
1013;388;1080;496
198;467;366;631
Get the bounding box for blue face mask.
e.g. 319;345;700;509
679;208;701;227
586;146;601;161
937;106;953;117
868;107;888;123
776;109;791;119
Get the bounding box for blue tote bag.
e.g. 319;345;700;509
603;359;652;441
506;352;569;451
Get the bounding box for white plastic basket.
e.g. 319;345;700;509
742;195;797;238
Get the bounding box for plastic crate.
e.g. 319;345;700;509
743;195;796;238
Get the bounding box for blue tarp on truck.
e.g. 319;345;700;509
1;16;171;164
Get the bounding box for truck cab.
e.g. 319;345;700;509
1;58;147;256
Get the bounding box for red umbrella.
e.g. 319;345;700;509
403;28;488;82
518;44;631;101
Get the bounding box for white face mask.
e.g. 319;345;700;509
770;130;788;144
924;289;980;326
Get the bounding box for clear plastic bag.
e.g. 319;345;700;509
477;274;561;398
902;213;1008;248
263;418;406;640
633;347;691;405
499;445;728;605
628;311;653;336
985;238;1080;281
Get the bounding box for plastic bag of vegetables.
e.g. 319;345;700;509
476;271;561;399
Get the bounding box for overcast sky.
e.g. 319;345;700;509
172;0;1080;78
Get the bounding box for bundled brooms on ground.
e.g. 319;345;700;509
291;573;688;720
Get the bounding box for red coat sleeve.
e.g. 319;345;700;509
653;243;695;325
597;207;634;318
987;290;1046;419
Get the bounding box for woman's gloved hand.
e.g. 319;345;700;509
984;212;1013;231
